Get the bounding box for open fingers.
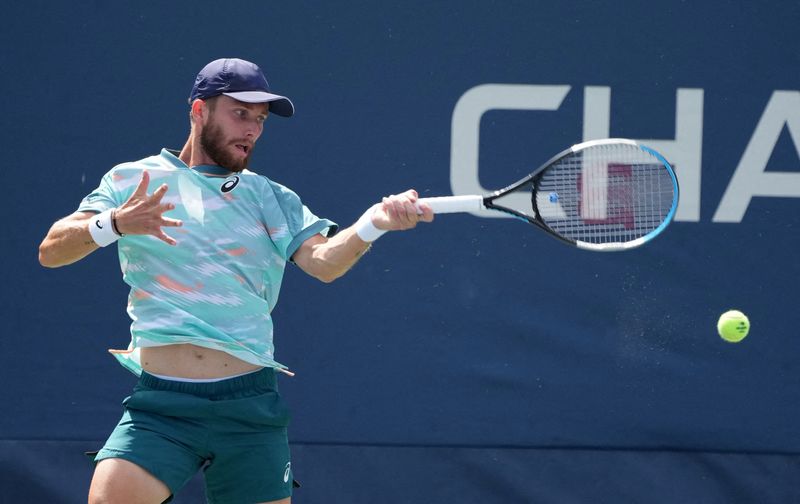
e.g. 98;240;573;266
160;216;183;228
150;183;170;205
158;201;176;214
155;230;178;246
153;204;182;243
146;213;182;246
132;171;150;199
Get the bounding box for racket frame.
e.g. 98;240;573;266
421;138;679;251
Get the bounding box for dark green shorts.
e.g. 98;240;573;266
95;368;293;503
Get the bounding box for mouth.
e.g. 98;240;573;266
234;143;251;155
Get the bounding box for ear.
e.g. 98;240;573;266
191;99;207;124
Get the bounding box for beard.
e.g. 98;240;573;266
199;119;253;172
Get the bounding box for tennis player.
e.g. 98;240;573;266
38;58;433;504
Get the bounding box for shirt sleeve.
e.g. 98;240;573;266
77;171;121;214
265;180;338;261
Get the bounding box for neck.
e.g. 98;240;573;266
178;132;214;168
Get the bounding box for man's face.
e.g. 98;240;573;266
199;96;269;172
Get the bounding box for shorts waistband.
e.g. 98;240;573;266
146;369;260;383
139;367;277;397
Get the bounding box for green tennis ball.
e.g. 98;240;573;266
717;310;750;343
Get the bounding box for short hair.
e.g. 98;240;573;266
189;96;220;125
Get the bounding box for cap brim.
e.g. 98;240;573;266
223;91;295;117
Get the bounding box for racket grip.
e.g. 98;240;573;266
417;195;484;214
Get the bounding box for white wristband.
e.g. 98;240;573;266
354;206;388;242
88;209;121;247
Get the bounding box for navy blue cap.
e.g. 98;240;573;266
189;58;294;117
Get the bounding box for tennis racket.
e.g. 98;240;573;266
420;139;679;251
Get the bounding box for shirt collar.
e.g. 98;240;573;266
160;148;237;176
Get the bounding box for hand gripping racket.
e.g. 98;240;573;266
420;139;679;251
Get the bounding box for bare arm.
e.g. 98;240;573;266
38;211;101;268
292;190;434;283
38;171;183;268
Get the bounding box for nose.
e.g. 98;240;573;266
246;120;263;140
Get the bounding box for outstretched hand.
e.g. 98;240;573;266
115;171;183;245
371;189;434;231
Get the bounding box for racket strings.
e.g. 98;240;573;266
533;143;676;245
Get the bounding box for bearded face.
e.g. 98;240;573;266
199;115;253;173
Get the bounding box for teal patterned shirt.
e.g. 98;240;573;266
78;149;337;375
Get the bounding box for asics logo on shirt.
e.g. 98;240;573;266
221;176;240;193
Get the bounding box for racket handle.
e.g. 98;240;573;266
417;195;484;214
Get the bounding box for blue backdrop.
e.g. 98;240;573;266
2;1;799;502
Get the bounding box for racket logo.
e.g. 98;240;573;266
283;462;291;483
577;163;635;229
221;176;240;193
